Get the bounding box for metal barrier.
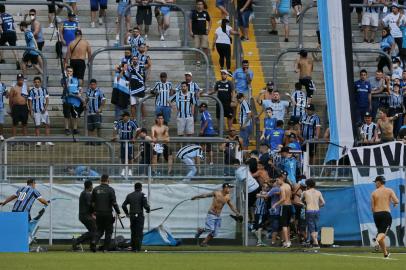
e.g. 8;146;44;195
119;3;188;47
228;0;243;69
0;0;73;14
136;93;225;137
272;48;392;90
87;46;211;135
0;46;48;88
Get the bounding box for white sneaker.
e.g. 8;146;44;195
160;35;165;41
120;169;126;176
36;142;42;147
49;23;54;28
284;241;291;248
45;142;55;146
128;169;133;176
0;135;4;141
90;22;95;28
144;34;148;40
98;17;103;25
56;16;62;23
116;34;120;41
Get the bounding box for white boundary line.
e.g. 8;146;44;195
321;253;399;261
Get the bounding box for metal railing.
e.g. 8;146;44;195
229;0;243;69
272;48;392;90
0;0;73;14
119;3;188;47
249;97;260;150
0;46;48;88
136;93;226;137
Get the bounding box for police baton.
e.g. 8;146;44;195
116;214;125;229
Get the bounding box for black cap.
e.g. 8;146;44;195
16;73;24;80
199;102;208;108
364;112;372;118
267;81;274;88
222;183;234;188
68;12;76;17
288;119;297;126
278;170;288;177
373;175;386;184
121;111;130;117
299;49;308;57
280;146;290;153
289;133;297;138
306;104;315;111
75;29;82;36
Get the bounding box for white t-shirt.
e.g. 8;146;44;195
235;166;260;193
215;25;232;45
383;13;406;38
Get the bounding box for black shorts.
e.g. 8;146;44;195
63;102;83;119
133;91;145;98
23;53;39;65
254;213;268;230
70;59;86;80
136;7;153;25
153;143;173;161
37;41;45;51
87;114;102;131
0;31;17;46
47;0;63;13
299;77;316;98
216;103;234;119
294;204;306;230
248;187;261;208
11;104;29;125
292;0;302;7
279;205;293;227
373;211;392;234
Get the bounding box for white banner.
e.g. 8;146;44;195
0;184;238;239
348;142;406;246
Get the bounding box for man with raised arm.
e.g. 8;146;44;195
192;183;241;247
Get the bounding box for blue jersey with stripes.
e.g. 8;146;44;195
24;30;38;56
114;119;138;140
170;91;195;118
133;51;149;78
0;12;15;32
263;117;277;137
62;20;79;46
269;128;285;151
86;87;106;114
354;79;371;108
291;90;307;118
300;113;321;140
388;91;403;109
28;87;49;113
239;99;252;127
153;81;173;107
0;82;7;109
128;34;145;55
12;186;42;212
254;193;268;215
200;111;216;135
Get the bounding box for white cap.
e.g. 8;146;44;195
184;72;193;76
220;69;232;76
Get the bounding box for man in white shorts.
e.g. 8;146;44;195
170;81;195;136
27;77;54;146
192;183;241;247
362;1;379;43
176;144;204;181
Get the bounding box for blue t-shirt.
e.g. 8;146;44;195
354;79;371;108
263;117;277;137
201;111;216;135
66;77;81;107
62;20;79;46
380;34;395;51
269;128;285;151
267;187;281;215
401;26;406;49
75;166;100;178
288;141;301;151
24;30;38;56
280;157;297;184
233;68;253;93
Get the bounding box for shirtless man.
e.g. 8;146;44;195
301;179;325;248
272;171;293;248
192;183;241;247
151;113;173;175
9;74;29;136
371;175;399;258
377;108;397;142
65;30;92;87
295;49;315;103
292;178;307;243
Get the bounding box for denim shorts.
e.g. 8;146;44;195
306;210;320;233
238;10;251;28
239;124;252;147
216;0;226;7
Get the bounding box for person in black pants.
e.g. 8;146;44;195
122;182;150;252
91;174;121;252
73;180;97;251
212;19;238;72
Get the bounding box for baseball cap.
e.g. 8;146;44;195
280;146;290;153
121;111;130;117
199;102;208;108
68;12;76;17
373;175;386;184
184;72;193;76
278;170;288;177
16;73;24;80
267;81;274;88
364;112;372;118
306;104;315;111
299;179;307;187
289;133;297;138
392;2;399;8
220;69;232;76
222;183;234;188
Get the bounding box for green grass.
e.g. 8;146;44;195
0;251;405;270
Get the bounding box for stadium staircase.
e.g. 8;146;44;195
0;0;216;138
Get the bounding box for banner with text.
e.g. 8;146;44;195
348;141;406;246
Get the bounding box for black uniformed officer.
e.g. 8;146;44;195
91;174;121;252
122;182;150;252
73;180;97;251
